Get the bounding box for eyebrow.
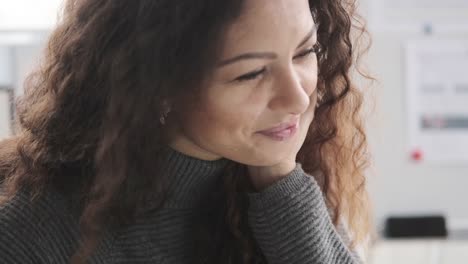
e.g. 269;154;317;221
217;24;317;68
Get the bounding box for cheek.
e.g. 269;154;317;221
180;87;296;165
190;85;266;139
185;102;254;144
300;60;319;96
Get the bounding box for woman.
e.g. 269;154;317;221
0;0;371;263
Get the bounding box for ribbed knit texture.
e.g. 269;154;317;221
0;147;360;263
247;163;361;263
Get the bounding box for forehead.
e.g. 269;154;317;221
222;0;314;46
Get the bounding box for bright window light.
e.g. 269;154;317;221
0;0;64;30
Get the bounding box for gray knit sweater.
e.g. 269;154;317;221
0;147;360;263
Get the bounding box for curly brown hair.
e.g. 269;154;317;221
0;0;372;263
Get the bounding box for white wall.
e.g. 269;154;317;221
0;89;10;139
0;47;12;86
0;47;12;138
359;0;468;232
11;45;44;96
0;39;46;138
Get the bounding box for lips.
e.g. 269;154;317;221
258;119;299;134
255;117;300;141
257;121;298;141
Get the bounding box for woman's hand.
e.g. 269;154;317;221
247;90;318;191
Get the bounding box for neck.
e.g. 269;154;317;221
168;134;222;161
157;145;231;208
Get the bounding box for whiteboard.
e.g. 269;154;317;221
405;39;468;164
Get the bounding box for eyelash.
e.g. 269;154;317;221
295;44;320;59
234;44;320;82
235;67;267;82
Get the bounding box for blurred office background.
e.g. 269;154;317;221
1;0;468;263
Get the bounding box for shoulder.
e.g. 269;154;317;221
1;186;69;225
0;186;80;262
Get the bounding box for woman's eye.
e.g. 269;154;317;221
234;67;266;82
294;43;320;59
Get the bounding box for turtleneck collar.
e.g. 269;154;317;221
160;145;232;208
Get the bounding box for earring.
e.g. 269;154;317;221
159;101;171;125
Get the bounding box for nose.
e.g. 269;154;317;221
268;65;314;115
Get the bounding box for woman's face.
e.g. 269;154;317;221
170;0;318;166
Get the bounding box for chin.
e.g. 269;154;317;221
220;140;291;166
241;152;289;167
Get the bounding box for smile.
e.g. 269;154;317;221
257;123;298;141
